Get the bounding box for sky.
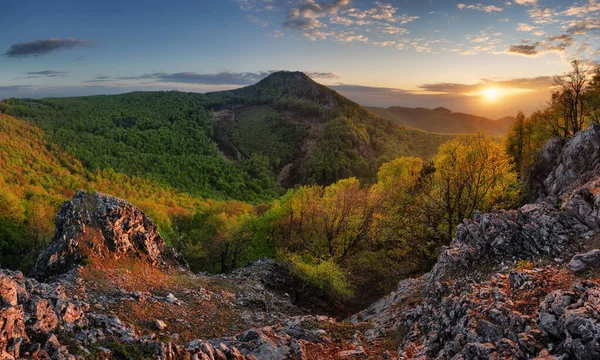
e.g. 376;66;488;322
1;0;599;118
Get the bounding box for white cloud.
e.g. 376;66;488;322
514;0;537;5
457;3;503;12
517;23;536;31
373;41;396;47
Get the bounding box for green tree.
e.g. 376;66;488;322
431;134;518;240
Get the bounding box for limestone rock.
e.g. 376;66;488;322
528;123;600;202
30;191;187;280
568;249;600;273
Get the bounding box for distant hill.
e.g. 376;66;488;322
366;106;515;136
0;71;452;201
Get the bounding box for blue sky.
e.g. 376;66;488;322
1;0;599;118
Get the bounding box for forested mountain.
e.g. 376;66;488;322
0;71;451;199
366;105;515;136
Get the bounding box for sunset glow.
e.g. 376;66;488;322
483;88;500;102
1;0;599;118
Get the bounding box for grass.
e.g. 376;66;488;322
77;255;249;342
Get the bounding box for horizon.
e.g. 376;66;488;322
2;0;599;118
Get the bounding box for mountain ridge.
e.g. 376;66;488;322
0;71;453;199
367;105;516;136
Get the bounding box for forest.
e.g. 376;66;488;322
1;64;599;306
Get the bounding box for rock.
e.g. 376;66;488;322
166;293;179;304
528;123;600;202
30;191;187;280
0;274;20;307
425;201;592;285
568;249;600;272
156;319;167;331
339;346;367;358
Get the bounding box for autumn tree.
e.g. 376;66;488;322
505;112;527;178
271;178;384;262
550;60;590;137
587;68;600;125
431;134;518;240
365;157;444;283
25;197;56;253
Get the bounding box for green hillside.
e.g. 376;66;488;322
0;71;452;199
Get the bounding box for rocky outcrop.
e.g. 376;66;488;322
528;123;600;202
31;191;187;280
0;266;381;360
397;268;600;360
0;269;87;359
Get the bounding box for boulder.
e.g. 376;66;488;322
30;191;187;280
568;249;600;273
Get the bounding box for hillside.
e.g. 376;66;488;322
0;113;209;270
1;125;599;359
366;105;515;136
0;71;452;199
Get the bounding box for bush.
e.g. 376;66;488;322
286;253;354;300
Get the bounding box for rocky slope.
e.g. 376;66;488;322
352;124;600;359
3;126;600;359
1;191;393;359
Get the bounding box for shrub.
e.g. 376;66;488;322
286;253;354;300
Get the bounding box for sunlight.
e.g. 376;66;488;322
483;88;500;101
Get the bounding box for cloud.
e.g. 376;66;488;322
25;70;68;78
372;41;396;47
517;23;536;31
25;70;68;79
247;15;269;27
116;71;272;85
284;0;350;30
564;1;600;17
0;85;32;91
527;8;558;24
268;30;284;38
109;70;339;85
419;76;553;93
3;38;92;58
514;0;536;5
508;44;539;55
507;31;578;57
343;2;419;24
304;71;340;79
457;3;503;12
332;32;369;43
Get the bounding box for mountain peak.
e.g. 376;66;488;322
433;107;452;113
263;70;312;81
254;70;319;89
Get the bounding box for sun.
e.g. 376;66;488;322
483;88;500;101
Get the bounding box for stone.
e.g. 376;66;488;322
30;191;188;280
339;346;367;358
156;319;167;331
528;123;600;202
568;249;600;272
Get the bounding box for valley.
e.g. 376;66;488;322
1;64;600;359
